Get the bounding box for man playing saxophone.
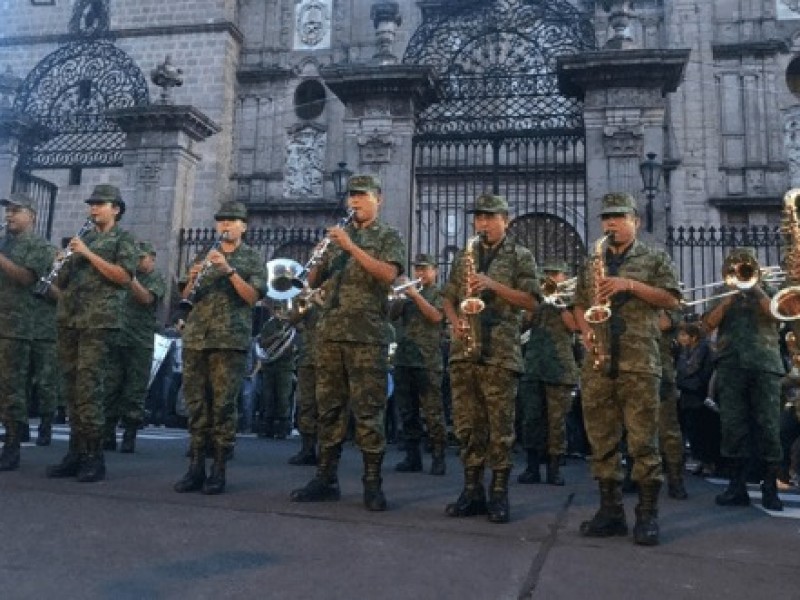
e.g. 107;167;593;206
573;192;681;546
441;193;538;524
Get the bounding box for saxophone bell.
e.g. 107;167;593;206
771;189;800;322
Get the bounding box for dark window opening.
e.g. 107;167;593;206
294;80;326;121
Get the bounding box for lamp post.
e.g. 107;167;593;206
331;161;352;215
639;152;663;233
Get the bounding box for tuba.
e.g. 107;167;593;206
770;189;800;321
458;232;486;359
585;234;612;372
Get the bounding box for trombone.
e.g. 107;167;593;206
681;258;778;307
541;276;577;308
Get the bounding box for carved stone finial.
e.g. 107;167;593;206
0;66;22;109
150;55;184;105
370;2;402;65
601;0;636;50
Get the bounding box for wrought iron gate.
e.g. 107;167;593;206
11;168;58;240
404;0;596;277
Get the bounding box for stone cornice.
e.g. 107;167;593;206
0;21;243;48
557;49;691;100
708;195;783;208
712;39;788;60
0;108;53;144
320;63;441;112
236;66;294;84
106;105;221;142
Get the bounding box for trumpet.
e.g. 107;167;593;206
33;218;94;298
179;231;230;312
541;276;577;308
388;277;422;300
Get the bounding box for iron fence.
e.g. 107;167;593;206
11;168;58;240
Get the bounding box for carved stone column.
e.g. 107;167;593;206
558;49;689;243
371;2;402;65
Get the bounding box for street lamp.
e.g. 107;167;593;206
332;161;353;214
639;152;663;233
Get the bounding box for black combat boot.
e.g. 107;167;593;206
715;459;750;506
666;460;688;499
633;480;661;546
0;421;21;471
446;466;488;517
580;479;629;537
102;419;117;452
546;454;565;486
395;441;423;472
288;434;317;466
761;463;784;511
290;446;342;502
76;436;106;483
362;452;388;511
46;433;83;478
36;414;53;447
430;443;446;476
119;427;137;454
487;468;512;524
517;449;541;484
174;438;207;493
202;445;228;495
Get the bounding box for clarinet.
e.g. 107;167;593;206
179;231;230;312
33;218;94;298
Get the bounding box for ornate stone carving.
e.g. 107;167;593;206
294;0;332;50
602;118;643;157
284;125;326;197
371;2;403;65
778;0;800;20
151;56;184;105
358;130;395;164
783;107;800;186
139;161;162;183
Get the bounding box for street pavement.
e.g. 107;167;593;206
1;424;799;600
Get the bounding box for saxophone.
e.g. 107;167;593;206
584;233;613;372
770;189;800;323
458;232;486;360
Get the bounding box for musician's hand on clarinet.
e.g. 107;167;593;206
206;249;230;272
68;237;90;257
327;226;354;252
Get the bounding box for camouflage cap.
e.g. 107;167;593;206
467;193;509;214
214;200;248;222
600;192;637;216
85;184;124;205
413;253;437;267
138;241;157;257
542;259;570;274
348;174;382;193
0;191;37;215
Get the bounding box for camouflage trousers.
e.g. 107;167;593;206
716;365;782;462
58;328;117;440
581;369;662;483
259;366;294;425
517;377;573;457
28;338;60;417
183;348;248;452
450;362;518;470
0;337;31;425
105;343;151;428
314;340;388;455
295;365;317;436
393;366;447;447
659;379;684;467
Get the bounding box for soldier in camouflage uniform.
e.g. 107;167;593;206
658;309;688;499
442;194;538;524
104;241;166;453
702;247;785;511
517;260;579;486
256;314;296;439
390;253;447;476
0;193;53;471
287;303;320;465
290;174;406;511
46;185;139;483
574;192;681;546
174;201;266;495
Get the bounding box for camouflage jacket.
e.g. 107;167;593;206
121;268;166;348
30;244;58;341
443;235;538;373
391;284;445;371
56;225;139;330
315;220;406;345
574;240;681;376
524;302;579;385
295;304;320;368
658;310;682;384
0;231;54;340
182;242;267;351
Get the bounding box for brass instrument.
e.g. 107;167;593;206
458;232;486;359
388;277;422;300
179;231;230;311
681;253;764;308
771;188;800;321
33;218;94;298
541;276;577;308
585;234;612;371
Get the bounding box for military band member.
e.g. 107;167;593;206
287;303;320;466
658;309;688;499
256;314;296;440
442;193;538;524
290;174;406;511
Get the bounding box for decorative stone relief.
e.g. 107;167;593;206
284;125;326;197
784;108;800;186
139;161;162;183
293;0;332;50
358;130;395;164
602;117;643;157
778;0;800;20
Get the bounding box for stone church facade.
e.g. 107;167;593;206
3;0;800;295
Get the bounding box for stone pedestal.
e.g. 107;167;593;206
107;105;220;320
321;63;440;250
557;49;689;244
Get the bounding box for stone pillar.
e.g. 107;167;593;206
557;49;689;244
